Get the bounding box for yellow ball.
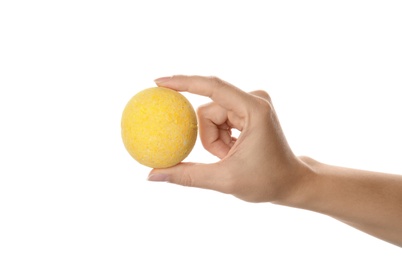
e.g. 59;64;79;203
121;87;198;168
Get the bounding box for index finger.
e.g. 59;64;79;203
154;75;250;114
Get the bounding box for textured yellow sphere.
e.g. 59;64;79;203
121;87;198;168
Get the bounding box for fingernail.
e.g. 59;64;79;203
154;76;172;84
147;174;170;182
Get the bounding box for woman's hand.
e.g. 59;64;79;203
148;75;311;203
147;75;402;246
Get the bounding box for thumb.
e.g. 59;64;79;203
148;162;231;194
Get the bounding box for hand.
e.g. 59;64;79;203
148;75;310;203
147;75;402;246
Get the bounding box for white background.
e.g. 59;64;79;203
1;0;401;259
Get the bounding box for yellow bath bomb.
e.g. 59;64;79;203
121;87;198;168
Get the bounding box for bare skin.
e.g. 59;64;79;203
148;75;402;247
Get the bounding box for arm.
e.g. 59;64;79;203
286;157;402;246
148;75;402;247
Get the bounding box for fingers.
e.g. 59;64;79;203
197;90;271;159
197;102;232;158
148;162;232;194
154;75;250;115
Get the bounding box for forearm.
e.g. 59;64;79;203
276;157;402;247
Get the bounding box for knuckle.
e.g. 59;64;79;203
176;174;194;187
254;98;273;116
196;104;209;117
252;90;271;102
176;165;195;187
208;76;224;85
207;76;226;94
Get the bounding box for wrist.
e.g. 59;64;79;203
272;156;320;209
